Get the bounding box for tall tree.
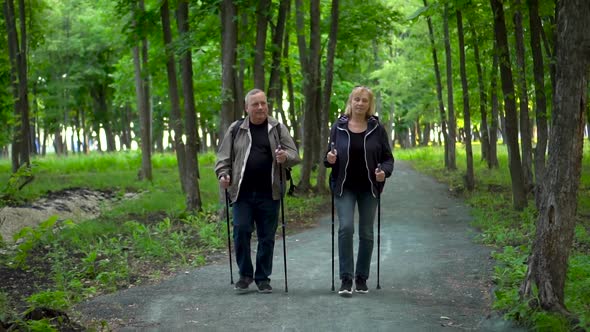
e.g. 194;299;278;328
513;0;533;191
442;3;456;170
470;24;490;164
283;26;299;147
132;0;152;181
253;0;271;90
295;0;321;192
160;0;186;191
316;0;339;193
177;0;201;211
3;0;31;172
488;49;500;168
521;0;590;317
456;10;473;191
219;0;239;139
490;0;527;210
423;0;448;168
528;0;548;207
267;0;290;117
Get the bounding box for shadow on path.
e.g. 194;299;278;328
76;160;525;331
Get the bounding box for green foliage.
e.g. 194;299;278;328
25;319;58;332
470;194;537;247
1;164;35;206
491;246;528;316
338;1;402;47
26;290;69;311
12;216;59;267
565;254;590;330
0;291;15;323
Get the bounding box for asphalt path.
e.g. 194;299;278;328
77;160;525;331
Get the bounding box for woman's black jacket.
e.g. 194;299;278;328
323;115;394;198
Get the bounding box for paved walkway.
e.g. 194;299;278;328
77;161;525;331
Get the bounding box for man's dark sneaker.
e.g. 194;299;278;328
338;277;353;297
257;280;273;294
355;276;369;294
234;276;253;292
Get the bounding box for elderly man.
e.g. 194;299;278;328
215;88;300;293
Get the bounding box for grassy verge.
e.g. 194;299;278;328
0;151;328;330
395;143;590;331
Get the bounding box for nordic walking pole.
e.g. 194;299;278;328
223;174;234;284
330;142;336;292
376;163;382;290
331;190;335;292
278;144;288;292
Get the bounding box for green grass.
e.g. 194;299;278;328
395;142;590;331
0;150;328;329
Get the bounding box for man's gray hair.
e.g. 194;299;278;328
244;88;264;105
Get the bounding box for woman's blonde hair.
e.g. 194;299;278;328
344;86;375;119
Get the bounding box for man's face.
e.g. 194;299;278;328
245;92;269;125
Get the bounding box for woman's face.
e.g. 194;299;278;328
351;90;371;117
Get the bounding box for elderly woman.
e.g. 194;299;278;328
324;86;394;297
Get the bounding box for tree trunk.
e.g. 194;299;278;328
4;0;30;171
161;0;187;193
267;0;289;114
539;13;556;91
421;122;431;146
132;0;152;181
177;0;202;211
121;104;131;150
81;108;89;154
16;0;30;167
316;0;339;194
529;0;548;208
470;23;490;164
284;33;299;148
41;132;46;156
31;86;39;155
521;0;590;316
443;3;456;170
220;0;239;139
414;115;420;147
4;0;21;172
423;0;448;168
489;48;499;168
133;42;152;180
54;128;65;155
94;123;102;153
513;0;533;191
253;0;271;90
295;0;321;192
456;10;474;191
490;0;527;210
92;87;116;152
104;123;116;152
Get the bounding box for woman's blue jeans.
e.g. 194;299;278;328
335;188;378;280
232;191;279;283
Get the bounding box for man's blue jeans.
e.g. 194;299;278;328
232;191;279;283
335;188;378;280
